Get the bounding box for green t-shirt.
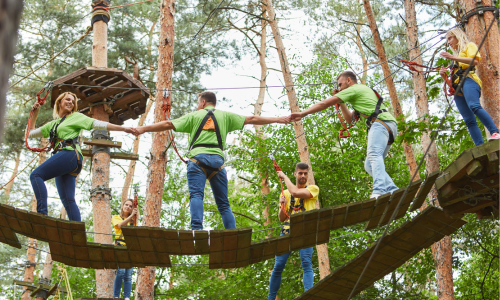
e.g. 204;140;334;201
335;84;397;123
171;106;246;158
40;112;95;156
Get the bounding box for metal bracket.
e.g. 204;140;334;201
90;185;112;198
92;129;111;155
25;261;37;268
461;6;498;25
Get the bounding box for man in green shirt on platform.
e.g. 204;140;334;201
290;71;398;198
133;91;289;230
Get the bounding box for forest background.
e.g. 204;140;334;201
0;0;498;299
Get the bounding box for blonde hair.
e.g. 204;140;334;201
53;92;78;119
120;199;134;219
446;28;470;56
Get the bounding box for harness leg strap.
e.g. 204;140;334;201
189;158;225;181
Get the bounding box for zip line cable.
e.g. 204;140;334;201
347;14;498;300
9;22;455;94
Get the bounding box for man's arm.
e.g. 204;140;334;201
290;96;342;121
277;171;313;199
339;103;353;124
132;120;175;136
244;115;290;125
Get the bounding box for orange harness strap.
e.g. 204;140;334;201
161;90;187;164
25;82;55;153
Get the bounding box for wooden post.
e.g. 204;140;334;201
0;0;23;144
135;0;175;298
263;0;331;279
90;1;114;297
362;0;420;179
403;1;455;299
460;0;500;135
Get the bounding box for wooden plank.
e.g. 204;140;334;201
378;189;406;227
75;246;90;261
486;151;499;175
317;207;333;232
275;235;291;256
289;212;305;238
156;252;171;267
83;138;122;148
164;229;181;254
194;230;210;254
444;200;497;219
440;173;499;207
409;171;440;212
14;209;34;237
466;159;483;176
330;205;348;230
364;193;391;230
81;149;139;160
390;180;422;221
134;227;155;253
435;148;474;189
209;251;223;269
344;201;364;227
121;226;141;251
128;251;146;267
209;230;224;252
178;230;195;255
357;199;376;223
249;240;266;264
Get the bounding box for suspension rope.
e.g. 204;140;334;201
161;90;187;164
25;82;55;153
347;14;498;300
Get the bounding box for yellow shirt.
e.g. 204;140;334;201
455;42;482;88
281;185;320;229
112;215;132;246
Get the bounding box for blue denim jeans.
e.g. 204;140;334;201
30;150;82;221
454;78;499;145
364;121;399;195
268;240;314;300
113;267;133;297
187;154;236;230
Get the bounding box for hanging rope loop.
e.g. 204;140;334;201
335;103;358;139
269;154;289;220
400;59;439;74
26;82;55;153
161;90;187;164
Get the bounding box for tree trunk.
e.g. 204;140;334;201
460;0;500;136
90;4;114;296
121;97;153;204
135;0;175;298
362;0;420;179
403;2;454;299
263;0;331;279
21;139;48;300
3;150;21;203
0;0;23;144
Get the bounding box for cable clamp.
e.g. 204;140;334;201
89;185;112;197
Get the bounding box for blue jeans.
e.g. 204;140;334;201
268;241;314;300
364;121;399;195
113;267;133;297
30;150;82;221
187;154;236;230
454;78;499;145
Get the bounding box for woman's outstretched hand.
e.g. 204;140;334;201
440;52;454;60
439;67;448;77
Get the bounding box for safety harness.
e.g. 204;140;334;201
281;190;307;235
49;116;83;176
338;89;395;145
188;109;225;180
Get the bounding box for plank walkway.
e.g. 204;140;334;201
294;206;466;300
0;141;497;277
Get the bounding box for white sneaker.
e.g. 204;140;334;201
370;193;381;199
125;298;130;300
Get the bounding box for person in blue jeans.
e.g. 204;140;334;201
132;91;290;229
27;92;133;221
112;199;139;299
290;71;399;198
268;163;319;299
439;28;500;145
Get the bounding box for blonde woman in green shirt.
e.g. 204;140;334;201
27;92;133;221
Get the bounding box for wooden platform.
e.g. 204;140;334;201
294;207;466;300
436;139;499;219
51;67;150;125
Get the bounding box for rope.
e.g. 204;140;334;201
110;0;155;9
335;103;359;139
25;82;54;153
9;27;92;89
161;91;187;164
269;154;289;220
400;59;439;74
347;15;498;300
133;188;139;226
0;153;41;190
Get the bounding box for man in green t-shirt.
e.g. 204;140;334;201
133;91;290;229
290;71;398;198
